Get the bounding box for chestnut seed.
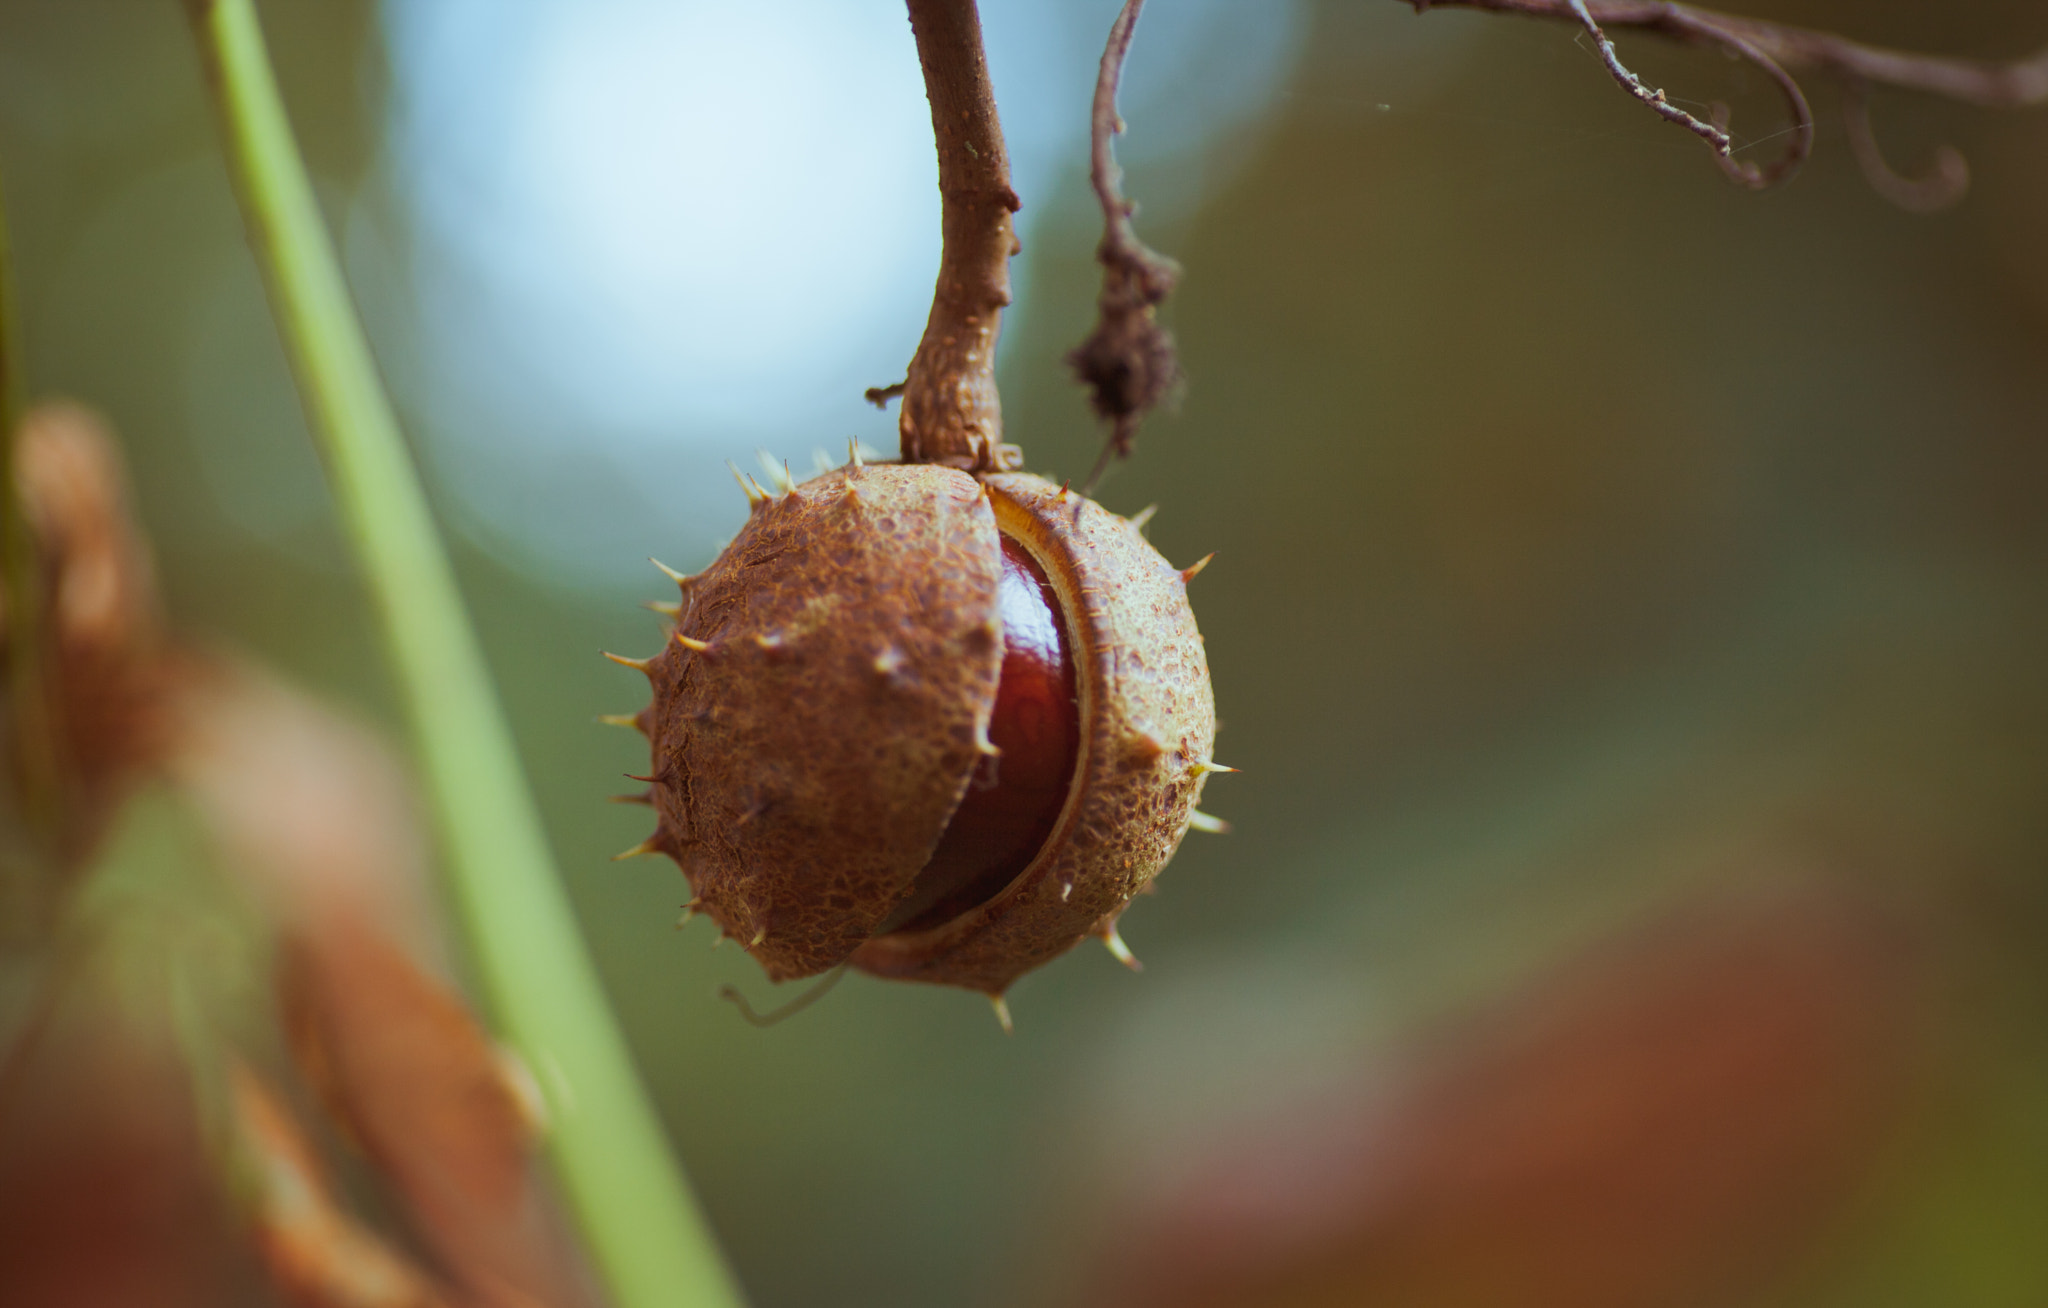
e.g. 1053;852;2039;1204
613;460;1222;1000
878;534;1079;936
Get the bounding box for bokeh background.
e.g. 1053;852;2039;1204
3;0;2047;1305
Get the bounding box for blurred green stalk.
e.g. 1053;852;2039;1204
183;2;745;1305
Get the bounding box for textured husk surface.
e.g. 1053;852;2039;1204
851;473;1217;995
641;464;1003;980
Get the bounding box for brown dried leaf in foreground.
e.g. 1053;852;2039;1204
275;908;535;1235
276;909;586;1308
1090;887;1923;1308
229;1061;452;1308
164;661;588;1307
7;402;169;851
12;403;162;681
167;661;443;960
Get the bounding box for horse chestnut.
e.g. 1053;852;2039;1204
609;457;1223;1004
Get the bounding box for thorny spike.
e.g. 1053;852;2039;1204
650;557;694;587
612;836;664;862
1101;929;1143;972
1127;503;1159;534
597;713;642;731
989;995;1014;1035
756;450;796;494
1191;758;1238;776
1179;553;1216;584
728;461;767;506
646;598;683;618
671;632;713;653
604;651;655;675
1186;809;1231;835
1057;479;1072;502
608;790;655;807
748;927;768;950
675;901;700;929
847;437;864;468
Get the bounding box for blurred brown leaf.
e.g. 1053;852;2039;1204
229;1060;452;1308
1091;886;1923;1308
166;659;590;1308
275;907;585;1308
6;401;169;866
12;402;162;683
0;396;591;1307
165;660;442;959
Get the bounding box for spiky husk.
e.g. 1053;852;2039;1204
640;463;1004;980
630;465;1217;997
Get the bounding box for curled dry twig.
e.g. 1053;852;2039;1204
1072;0;1183;496
1840;78;1972;214
1405;0;2048;203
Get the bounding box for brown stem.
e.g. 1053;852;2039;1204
898;0;1022;472
1071;0;1183;495
1404;0;2048;204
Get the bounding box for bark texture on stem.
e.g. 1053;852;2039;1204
900;0;1022;472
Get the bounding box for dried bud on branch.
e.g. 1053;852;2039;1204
1070;0;1183;494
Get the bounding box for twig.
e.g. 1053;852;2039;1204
1071;0;1182;496
1562;0;1806;188
898;0;1023;472
718;964;849;1028
1403;0;2048;204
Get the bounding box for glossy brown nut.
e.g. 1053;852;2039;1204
850;472;1216;995
621;462;1219;997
